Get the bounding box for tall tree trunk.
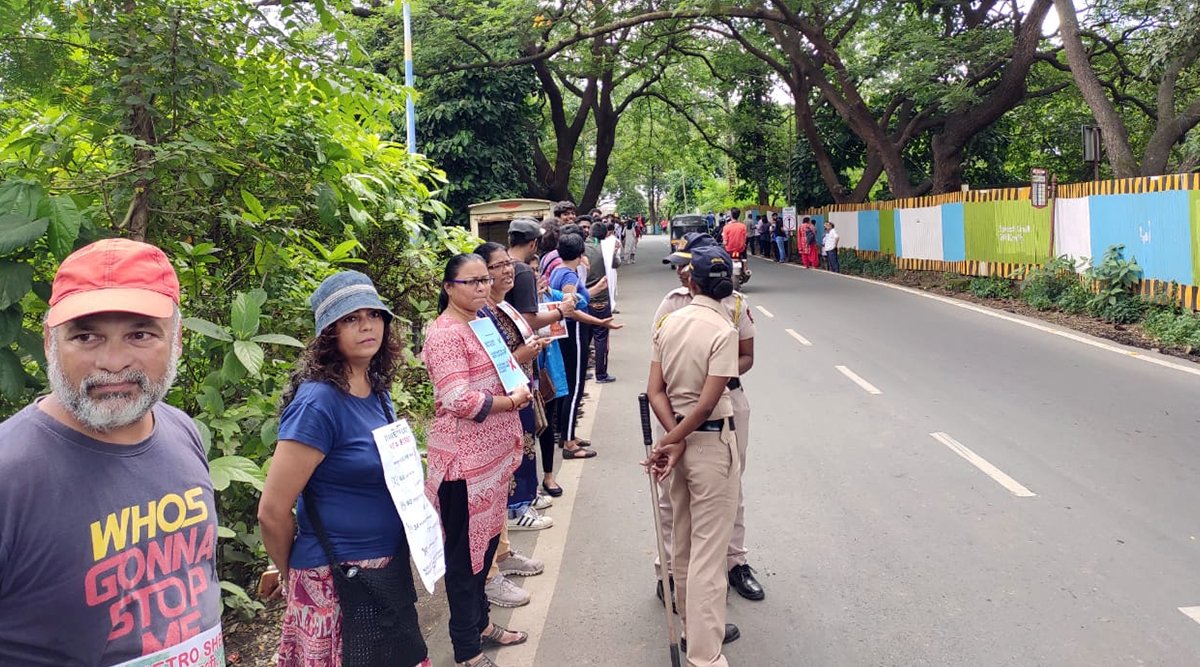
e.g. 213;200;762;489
931;0;1054;193
529;56;596;203
1054;0;1140;177
791;72;851;203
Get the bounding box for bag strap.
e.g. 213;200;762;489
303;389;396;570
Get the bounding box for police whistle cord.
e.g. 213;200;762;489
639;392;683;667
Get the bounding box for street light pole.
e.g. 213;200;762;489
403;0;417;153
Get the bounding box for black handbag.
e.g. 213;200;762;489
300;391;427;667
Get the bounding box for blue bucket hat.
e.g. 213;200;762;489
309;270;395;334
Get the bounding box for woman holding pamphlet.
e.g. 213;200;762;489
422;253;533;667
258;270;430;667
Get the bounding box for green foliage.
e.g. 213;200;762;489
837;248;867;274
1056;281;1092;314
943;272;971;292
1018;255;1078;311
1085;244;1145;323
1143;308;1200;353
1;0;454;617
968;276;1016;299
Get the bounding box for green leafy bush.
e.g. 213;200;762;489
837;248;866;274
1143;308;1200;352
1085;245;1145;323
943;273;971;292
1018;255;1078;311
1055;281;1091;314
862;256;896;278
967;276;1016;299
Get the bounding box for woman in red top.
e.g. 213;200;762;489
422;253;533;667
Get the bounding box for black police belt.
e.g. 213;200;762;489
674;415;735;432
726;378;742;391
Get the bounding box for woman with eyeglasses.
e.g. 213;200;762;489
422;253;532;667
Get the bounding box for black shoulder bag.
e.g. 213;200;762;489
300;391;427;667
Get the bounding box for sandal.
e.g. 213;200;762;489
459;655;499;667
562;446;596;459
542;481;564;497
480;623;528;648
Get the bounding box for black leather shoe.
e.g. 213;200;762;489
728;564;765;600
680;624;740;651
656;576;677;614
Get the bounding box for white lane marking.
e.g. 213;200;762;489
786;328;812;346
835;365;882;394
1179;607;1200;625
828;271;1200;380
930;431;1036;498
495;383;601;663
756;305;775;318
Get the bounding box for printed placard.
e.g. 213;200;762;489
536;301;568;340
373;418;445;594
112;624;223;667
468;316;530;393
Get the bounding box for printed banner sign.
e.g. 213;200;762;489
112;624;223;667
536;301;569;340
468;316;529;393
373;418;445;594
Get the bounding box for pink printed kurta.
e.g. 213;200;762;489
421;314;522;573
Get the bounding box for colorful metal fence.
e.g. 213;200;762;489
800;173;1200;309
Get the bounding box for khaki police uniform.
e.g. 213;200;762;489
653;288;755;575
652;294;741;667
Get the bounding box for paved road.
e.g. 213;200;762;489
428;235;1200;666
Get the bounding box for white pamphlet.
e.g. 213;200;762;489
373;418;446;593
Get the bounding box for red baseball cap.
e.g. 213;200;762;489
46;238;180;328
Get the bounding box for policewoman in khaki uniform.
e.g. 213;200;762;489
654;233;764;607
645;244;741;667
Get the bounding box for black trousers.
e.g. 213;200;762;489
540;397;559;474
558;319;592;442
439;480;501;663
589;302;611;379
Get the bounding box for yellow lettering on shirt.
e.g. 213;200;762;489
89;487;210;561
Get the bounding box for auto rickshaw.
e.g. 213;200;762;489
669;214;709;250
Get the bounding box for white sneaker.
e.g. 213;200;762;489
533;493;553;510
485;574;530;607
508;507;554;531
498;549;544;577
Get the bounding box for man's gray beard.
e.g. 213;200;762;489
46;334;179;434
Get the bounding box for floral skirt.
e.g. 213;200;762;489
277;557;432;667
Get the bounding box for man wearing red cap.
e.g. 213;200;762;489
0;239;223;665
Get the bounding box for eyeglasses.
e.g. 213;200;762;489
449;277;494;287
487;259;515;270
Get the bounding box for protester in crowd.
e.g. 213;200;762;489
550;233;623;458
259;270;429;667
423;254;532;667
600;221;621;312
0;239;222;666
800;217;820;269
756;215;771;257
655;234;765;613
589;222;617;384
472;242;554;611
773;214;788;262
823;221;841;273
645;244;743;667
538;217;563;277
553;201;577;224
631;217;644;262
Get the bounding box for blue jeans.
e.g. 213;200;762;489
826;249;840;273
774;236;787;262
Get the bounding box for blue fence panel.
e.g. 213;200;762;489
858;210;881;251
942;203;966;261
1089;191;1193;284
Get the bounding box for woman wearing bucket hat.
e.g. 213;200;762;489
423;254;533;667
258;270;430;667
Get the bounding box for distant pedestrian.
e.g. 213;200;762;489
800;217;820;268
756;216;770;257
772;215;788;262
823;221;841;273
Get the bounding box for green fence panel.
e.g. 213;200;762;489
880;209;896;256
964;201;1051;264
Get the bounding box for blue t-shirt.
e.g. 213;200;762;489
549;266;589;308
279;381;406;569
